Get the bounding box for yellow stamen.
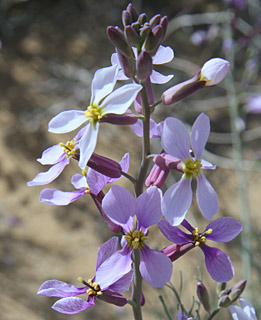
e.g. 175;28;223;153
86;279;102;297
59;140;76;158
124;229;149;250
183;158;202;179
192;227;208;246
85;104;103;124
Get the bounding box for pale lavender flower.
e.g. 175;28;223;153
95;185;173;288
229;298;258;320
48;65;142;169
37;237;133;314
111;45;174;84
161;112;219;225
158;217;242;282
245;95;261;114
200;58;230;86
177;310;194;320
40;153;129;206
131;118;163;138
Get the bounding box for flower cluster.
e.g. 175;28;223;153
27;3;252;320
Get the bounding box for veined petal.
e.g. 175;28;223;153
132;119;163;138
150;70;174;84
98;291;127;306
158;219;192;244
162;177;193;226
196;173;219;220
162;117;191;161
200;244;234;282
37;144;65;165
229;305;249;320
136;186;162;229
40;189;84;206
239;298;258;320
96;237;119;271
27;158;70;186
71;174;87;189
87;168;109;195
191;113;210;158
205;217;242;243
108;270;133;293
37;280;86;298
139;246;172;287
101;83;142;116
152;46;174;64
201;159;216;170
102;185;135;227
95;246;132;289
48;110;86;134
91;65;118;104
79;123;99;170
52;297;93;314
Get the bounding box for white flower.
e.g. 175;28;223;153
229;298;258;320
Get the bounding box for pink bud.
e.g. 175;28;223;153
145;164;169;188
136;50;153;81
100;110;138;125
200;58;230;86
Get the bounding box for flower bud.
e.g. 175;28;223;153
140;24;151;40
136;50;153;81
145;164;169;188
161;71;204;105
122;10;132;26
100;110;138;125
107;26;133;59
160;16;168;41
88;153;122;178
127;3;139;22
144;25;163;53
196;282;211;314
138;13;148;25
200;58;230;86
161;243;194;261
134;78;154;113
115;50;136;78
154;153;183;171
149;14;161;28
218;295;232;308
229;280;247;301
125;25;140;47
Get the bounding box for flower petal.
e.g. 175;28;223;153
37;144;65;165
99;291;127;306
150;70;174;84
102;83;142;115
52;297;93;314
139;246;172;287
37;280;86;297
201;159;216;170
196;173;219;220
158;219;192;244
162;177;193;226
191;113;210;158
95;246;132;289
87;168;109;195
79;123;99;170
102;185;136;227
96;236;119;270
200;244;234;282
48;110;86;134
91;65;118;104
229;305;249;320
27;158;70;186
40;189;84;206
152;46;174;65
136;186;162;229
162;117;191;161
108;270;133;293
205;217;242;243
71;174;87;189
239;298;258;320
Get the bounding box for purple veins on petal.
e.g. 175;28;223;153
40;189;84;206
37;144;65;165
162;177;193;226
191;112;210;159
37;280;86;298
158;219;192;244
200;244;234;282
52;297;94;314
98;290;127;306
196;173;219;220
139;245;172;287
96;236;119;271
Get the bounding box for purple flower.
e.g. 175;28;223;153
48;65;142;169
37;237;133;314
245;95;261;114
177;310;194;320
131;118;163;139
158;217;242;282
96;185;173;287
229;298;258;320
39;153;129;206
200;58;230;86
161;112;219;225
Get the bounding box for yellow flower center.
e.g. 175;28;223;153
85;104;103;124
78;277;102;297
183;158;202;179
192;227;213;247
59;140;76;158
124;229;149;250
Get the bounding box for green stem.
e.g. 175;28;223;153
207;307;220;320
121;171;137;185
132;249;143;320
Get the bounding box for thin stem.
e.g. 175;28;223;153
132;249;143;320
207;307;220;320
121;171;137;185
159;295;172;320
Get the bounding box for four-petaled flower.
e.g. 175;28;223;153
158;217;242;282
161;112;219;226
37;237;133;314
94;185;173;288
48;65;142;169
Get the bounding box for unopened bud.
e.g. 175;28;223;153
145;164;169;188
200;58;230;86
107;26;133;59
115;50;136;78
125;25;140;47
161;243;194;261
136;50;153;81
138;13;148;25
127;3;139;22
196;282;211;314
88;153;122;178
160;16;168;41
144;25;163;53
154;153;183;171
216;282;227;295
149;14;161;28
100;110;138;125
229;280;247;301
122;10;132;26
140;24;151;40
218;295;232;308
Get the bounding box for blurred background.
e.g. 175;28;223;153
0;0;260;319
